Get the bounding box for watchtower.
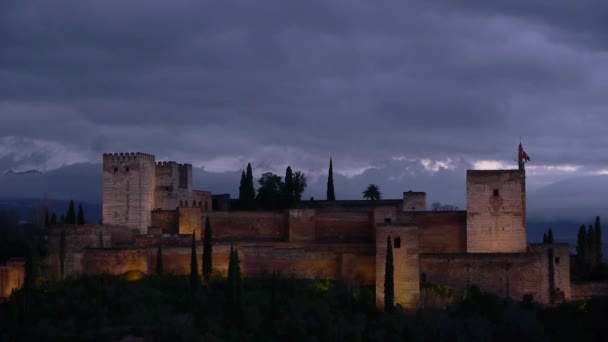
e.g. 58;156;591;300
466;146;527;253
102;153;156;233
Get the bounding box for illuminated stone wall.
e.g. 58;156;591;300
420;245;571;304
375;224;420;310
0;258;25;298
103;153;156;233
397;211;467;253
466;170;527;253
178;207;202;235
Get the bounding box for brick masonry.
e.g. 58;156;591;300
466;170;527;253
376;224;420;310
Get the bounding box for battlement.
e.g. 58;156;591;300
155;161;193;169
103;152;156;163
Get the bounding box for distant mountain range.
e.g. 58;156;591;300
4;169;42;176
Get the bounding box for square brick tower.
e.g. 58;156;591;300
102;153;156;233
466;146;527;253
376;224;420;310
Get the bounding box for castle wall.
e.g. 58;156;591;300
419;246;570;304
376;224;420;310
466;170;526;253
81;249;148;275
288;209;316;242
178;190;212;212
0;259;25;298
149;243;375;285
529;243;571;301
571;282;608;301
44;225;134;279
402;192;426;211
315;210;372;242
154;161;179;210
207;211;288;241
103;153;156;233
397;211;467;253
179;207;202;235
151;210;178;235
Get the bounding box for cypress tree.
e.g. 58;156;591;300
24;241;40;290
156;243;163;276
59;229;66;280
587;225;595;267
45;210;49;227
190;232;199;290
50;213;57;225
98;229;103;248
227;245;242;322
77;204;85;225
203;216;213;283
245;163;255;209
576;225;587;273
547;228;554;243
66;200;75;224
327;158;335;201
283;166;294;208
238;171;246;208
384;235;394;312
543;232;547;244
594;216;603;265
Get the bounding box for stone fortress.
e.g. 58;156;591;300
0;145;575;308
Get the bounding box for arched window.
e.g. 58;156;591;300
198;201;202;208
185;201;188;208
204;201;209;211
192;200;196;207
179;200;183;207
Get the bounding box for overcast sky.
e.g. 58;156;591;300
1;0;608;219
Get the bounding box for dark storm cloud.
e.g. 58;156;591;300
1;0;608;206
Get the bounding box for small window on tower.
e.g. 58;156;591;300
555;257;560;264
493;189;499;196
394;237;401;249
384;218;392;223
113;167;118;173
125;167;129;172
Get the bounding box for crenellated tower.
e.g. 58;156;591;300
102;153;156;233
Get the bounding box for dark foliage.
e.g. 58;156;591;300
77;204;85;225
189;233;199;290
243;163;256;210
202;216;212;283
66;200;76;225
59;229;66;280
156;244;163;276
575;216;606;281
2;276;606;341
326;158;335;201
384;235;394;312
283;166;295;208
256;172;283;210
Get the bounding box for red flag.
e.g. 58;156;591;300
522;150;531;162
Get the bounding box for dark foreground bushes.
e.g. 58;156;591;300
1;276;607;341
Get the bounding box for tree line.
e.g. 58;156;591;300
237;158;400;208
575;216;604;280
237;162;308;210
44;200;87;226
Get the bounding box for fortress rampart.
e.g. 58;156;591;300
0;147;584;309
